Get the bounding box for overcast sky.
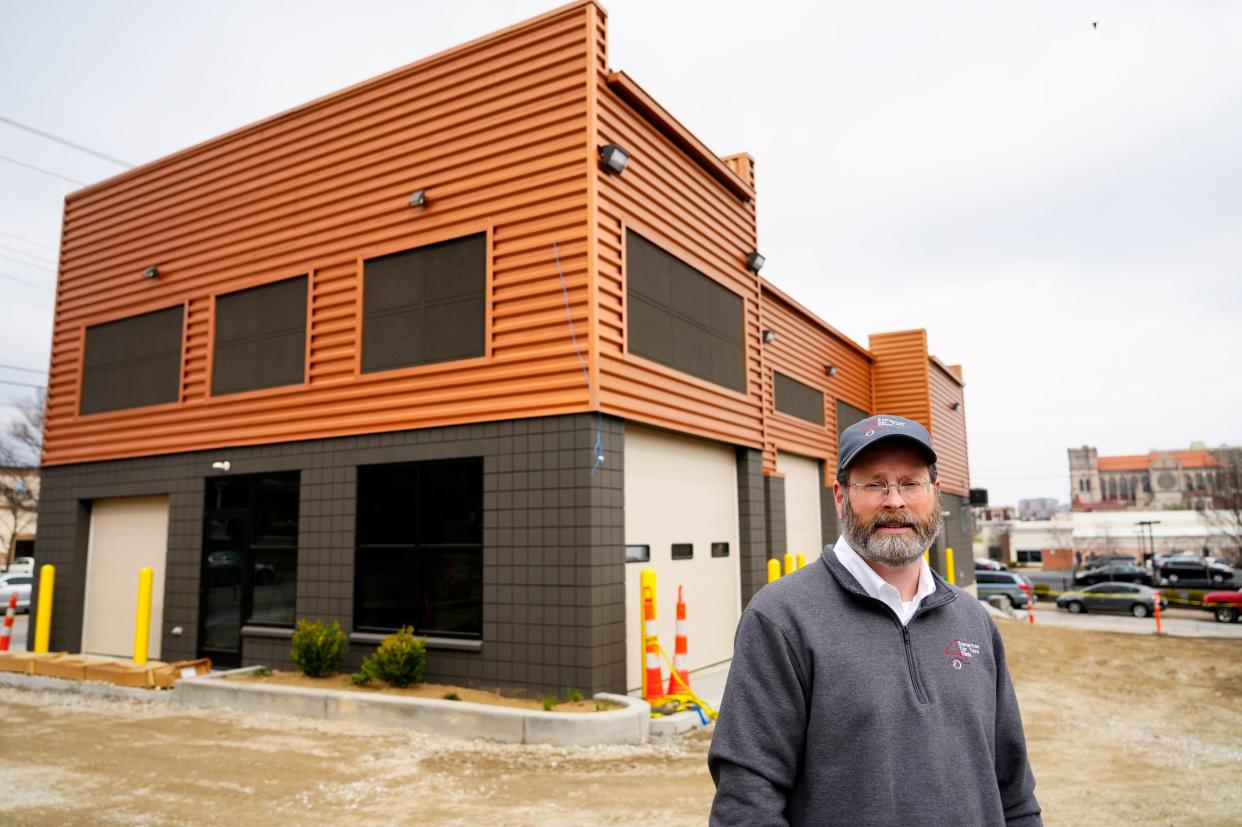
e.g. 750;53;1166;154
2;0;1239;505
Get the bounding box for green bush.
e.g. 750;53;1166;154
360;626;426;688
540;695;557;711
289;619;348;677
349;671;371;686
443;692;461;701
252;666;273;678
565;687;584;703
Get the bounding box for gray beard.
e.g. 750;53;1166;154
841;491;943;568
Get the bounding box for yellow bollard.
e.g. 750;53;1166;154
767;558;781;583
640;567;658;701
796;553;806;570
945;547;956;586
133;567;154;665
923;549;930;567
783;553;795;576
34;564;55;653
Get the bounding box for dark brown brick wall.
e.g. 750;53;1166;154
32;413;626;698
736;448;768;607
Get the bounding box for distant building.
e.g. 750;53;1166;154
0;466;38;570
1018;497;1061;521
1068;442;1237;511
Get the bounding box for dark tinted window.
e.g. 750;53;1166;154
362;233;486;373
626;231;745;393
711;542;730;558
355;458;483;638
671;543;693;560
774;371;825;425
836;399;869;433
626;545;650;563
212;277;307;395
976;572;1002;584
81;305;184;414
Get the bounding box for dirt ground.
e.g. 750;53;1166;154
0;621;1238;826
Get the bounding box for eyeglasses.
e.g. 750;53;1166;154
846;480;934;501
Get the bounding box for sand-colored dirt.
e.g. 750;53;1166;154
0;621;1238;825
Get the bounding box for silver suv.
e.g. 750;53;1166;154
975;571;1036;609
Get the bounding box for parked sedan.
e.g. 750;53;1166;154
974;558;1008;572
976;571;1035;608
1057;583;1167;618
1157;558;1234;585
0;573;32;612
1073;563;1153;587
1202;587;1242;623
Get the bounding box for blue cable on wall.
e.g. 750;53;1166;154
553;241;606;475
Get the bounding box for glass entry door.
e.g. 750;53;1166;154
199;472;299;667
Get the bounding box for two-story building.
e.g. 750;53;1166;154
33;1;972;697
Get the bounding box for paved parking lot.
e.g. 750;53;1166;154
1021;602;1242;638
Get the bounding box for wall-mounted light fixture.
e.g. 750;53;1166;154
211;460;231;472
407;189;427;208
599;144;630;175
142;266;160;280
762;329;776;344
825;365;839;378
951;401;962;411
746;251;766;272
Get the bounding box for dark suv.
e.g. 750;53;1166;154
1157;558;1234;585
1073;563;1153;587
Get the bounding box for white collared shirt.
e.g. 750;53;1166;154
834;534;936;625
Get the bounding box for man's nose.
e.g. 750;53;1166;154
880;485;907;507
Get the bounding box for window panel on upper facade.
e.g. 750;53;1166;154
362;233;486;373
625;230;745;393
774;371;825;426
212;276;307;396
80;305;184;414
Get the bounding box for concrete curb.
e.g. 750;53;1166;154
173;671;652;746
0;669;173;703
650;708;711;736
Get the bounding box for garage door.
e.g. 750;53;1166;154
625;426;739;692
82;497;170;659
780;451;824;565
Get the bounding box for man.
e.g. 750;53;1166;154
708;414;1041;826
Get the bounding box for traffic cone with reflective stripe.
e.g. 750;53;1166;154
0;592;15;652
640;568;665;704
667;585;691;695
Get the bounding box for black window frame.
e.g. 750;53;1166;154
774;371;825;425
211;275;308;397
711;542;730;558
354;457;484;639
671;543;694;560
80;304;185;415
625;544;651;563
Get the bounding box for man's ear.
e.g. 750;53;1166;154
833;478;846;518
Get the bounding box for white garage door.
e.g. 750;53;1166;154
82;497;170;660
625;426;739;692
780;451;824;565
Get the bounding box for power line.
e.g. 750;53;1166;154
0;242;55;266
0;363;46;375
0;271;54;291
0;378;46;390
0;153;86;186
0;228;57;252
0;252;54;273
0;114;133;168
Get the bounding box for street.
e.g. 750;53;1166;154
1023;602;1242;638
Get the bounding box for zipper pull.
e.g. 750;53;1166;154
902;626;910;644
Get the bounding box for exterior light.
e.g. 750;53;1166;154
407;190;427;208
825;365;839;378
762;329;776;344
951;401;962;411
211;460;231;472
143;266;160;280
746;251;765;272
599;144;630;175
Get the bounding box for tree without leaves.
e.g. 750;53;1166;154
1205;451;1242;566
0;390;43;570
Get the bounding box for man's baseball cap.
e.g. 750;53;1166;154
837;414;937;475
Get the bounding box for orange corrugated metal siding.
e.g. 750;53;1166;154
869;329;931;429
592;52;763;448
760;285;872;475
43;2;600;466
928;359;969;496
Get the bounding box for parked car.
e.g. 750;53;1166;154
1202;587;1242;623
1056;583;1167;618
1081;554;1135;569
1073;563;1153;587
974;558;1008;571
3;556;34;575
0;573;33;612
975;571;1034;608
1157;558;1234;585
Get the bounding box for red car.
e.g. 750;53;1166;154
1203;588;1242;623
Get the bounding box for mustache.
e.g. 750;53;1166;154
868;512;918;529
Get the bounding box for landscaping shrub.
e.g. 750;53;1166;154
443;692;461;701
289;619;348;677
540;695;557;711
565;687;584;703
360;626;426;688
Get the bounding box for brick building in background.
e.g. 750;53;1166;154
33;1;972;697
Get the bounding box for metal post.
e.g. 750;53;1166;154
133;566;154;665
767;558;781;583
945;547;956;586
33;564;55;653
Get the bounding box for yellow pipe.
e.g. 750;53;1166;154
33;564;54;653
796;553;806;570
945;547;956;586
923;549;930;567
640;567;656;700
767;558;781;583
133;567;154;665
783;553;795;576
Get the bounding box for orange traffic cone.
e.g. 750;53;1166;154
667;585;691;694
640;571;665;704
